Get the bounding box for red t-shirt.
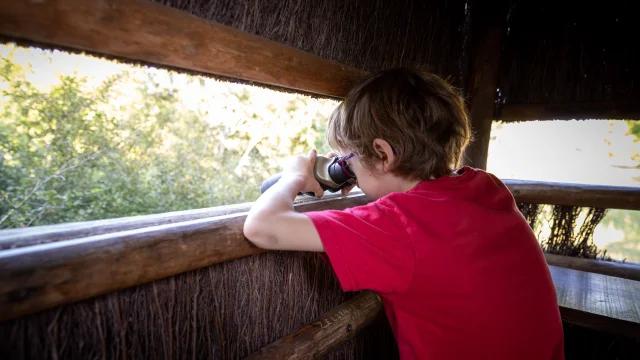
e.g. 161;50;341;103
305;167;564;360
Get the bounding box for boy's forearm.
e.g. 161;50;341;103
244;176;304;242
254;176;304;213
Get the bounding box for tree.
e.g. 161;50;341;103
0;45;337;229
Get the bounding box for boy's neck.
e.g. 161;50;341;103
385;169;463;194
384;174;422;194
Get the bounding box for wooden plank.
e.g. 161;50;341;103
4;180;637;252
504;179;640;211
2;179;640;321
545;253;640;282
0;194;370;321
551;265;640;339
0;202;252;250
461;1;510;169
247;291;382;359
0;0;365;98
0;192;352;250
500;102;640;121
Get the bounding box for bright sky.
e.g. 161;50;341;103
2;43;639;260
488;120;640;187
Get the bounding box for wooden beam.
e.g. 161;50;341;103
0;0;365;98
545;253;640;282
552;265;640;339
462;1;510;169
247;291;382;359
0;194;370;321
499;102;640;121
5;180;637;252
505;179;640;211
0;192;349;250
2;180;640;320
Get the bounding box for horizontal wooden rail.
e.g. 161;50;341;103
0;0;364;98
0;202;252;250
504;179;640;211
1;180;640;321
2;180;638;251
500;102;640;121
247;291;382;359
0;194;369;321
0;193;348;250
545;253;640;282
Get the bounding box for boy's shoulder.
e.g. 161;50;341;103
379;167;514;212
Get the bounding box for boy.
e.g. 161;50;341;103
243;68;564;359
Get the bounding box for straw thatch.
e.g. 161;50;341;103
497;1;639;106
517;203;609;260
155;0;467;86
0;251;398;360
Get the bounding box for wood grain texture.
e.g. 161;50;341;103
0;194;370;321
552;265;640;339
545;253;640;282
247;290;383;359
503;179;640;211
2;180;640;321
3;180;638;251
0;192;361;250
0;0;365;98
500;102;640;121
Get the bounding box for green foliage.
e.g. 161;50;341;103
626;120;640;141
600;210;640;262
0;47;336;229
598;120;640;263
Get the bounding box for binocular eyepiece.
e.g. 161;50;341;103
260;155;356;197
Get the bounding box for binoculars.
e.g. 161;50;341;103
260;154;356;197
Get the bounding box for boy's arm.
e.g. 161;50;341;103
243;150;325;252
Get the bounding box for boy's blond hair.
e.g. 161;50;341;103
327;68;471;180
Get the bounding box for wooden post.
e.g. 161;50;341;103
247;291;383;359
462;1;510;169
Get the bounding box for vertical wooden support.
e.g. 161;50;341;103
462;1;510;169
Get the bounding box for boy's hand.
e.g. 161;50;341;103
282;149;324;198
326;151;356;196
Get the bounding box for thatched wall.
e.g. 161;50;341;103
497;2;639;106
155;0;468;86
2;244;640;360
0;252;398;360
2;203;640;359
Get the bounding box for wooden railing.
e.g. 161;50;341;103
1;180;639;338
2;179;639;250
0;193;368;320
1;180;640;322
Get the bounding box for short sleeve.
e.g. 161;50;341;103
305;198;415;294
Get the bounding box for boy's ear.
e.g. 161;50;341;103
372;138;395;173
